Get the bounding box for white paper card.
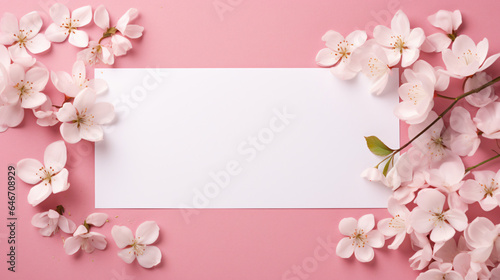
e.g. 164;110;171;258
95;68;399;208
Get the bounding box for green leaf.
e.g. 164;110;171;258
382;157;392;176
364;136;394;157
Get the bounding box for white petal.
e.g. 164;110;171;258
85;213;108;227
354;245;374;262
19;12;42;37
391;10;410;37
73;88;96;111
43;140;67;172
427;33;451;53
121;24;144;39
415;188;445;212
410;208;435;234
367;230;385;248
58;216;76;234
0;13;18;44
89;102;114;124
79;124;103;142
338;217;358;236
336;237;354;258
71;6;92;27
17;158;43;184
93;5;110;30
56;102;77;122
357;214;375;232
50;168;69;193
68;30;89;48
8;45;35;67
64;236;82;255
445;209;468;231
136;221;160;245
49;3;70;25
27;181;52;206
44;23;68;42
429;221;455;243
25;34;51;54
315;48;339;67
0;101;24;131
87;232;107;250
136;246;162;268
117;247;136;264
116;8;139;34
111;225;134;248
59;122;81;144
31;212;49;228
110;34;132;56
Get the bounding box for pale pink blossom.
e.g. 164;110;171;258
56;88;115;143
401;60;450;92
448;106;480;157
51;60;108;98
85;213;108;227
408;111;449;162
17;140;70;206
315;30;367;80
416;265;463;280
474;102;500;139
410;188;467;243
32;97;58;127
64;225;107;255
111;221;162;268
423;10;462;53
0;100;23;132
459;170;500;211
45;4;92;47
31;208;75;236
0;12;50;67
336;214;384;262
464;72;497;108
463;217;499;263
361;167;387;185
377;197;411;249
425;153;465;192
3;64;48;109
433;236;467;264
442;35;500;78
409;232;433;270
77;41;114;65
373;10;425;67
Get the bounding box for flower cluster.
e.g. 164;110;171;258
2;5;160;269
319;10;500;279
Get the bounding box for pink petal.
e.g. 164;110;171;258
315;48;339;67
136;221;160;245
20;91;46;109
58;216;76;234
19;12;42;38
50;168;69;193
27;181;52;206
450;107;475;134
377;218;398;237
56;102;77;122
44;23;68;42
354;245;374;263
72;60;86;79
94;5;110;30
336;237;354;258
60;122;81;144
17;158;43;184
452;35;476;56
0;13;18;43
479;195;499;211
367;230;384;248
137;246;162;268
31;211;49;228
74;224;88;236
118;247;136;264
112;225;135;248
116;8;139;34
465;217;496;248
478;53;500;72
68;30;89;48
85;213;108;227
111;34;132;56
427;33;451;53
87;232;107;250
405;27;425;49
429;221;455;243
25;34;51;54
428;10;454;34
73;88;96;111
415;188;446;212
0;101;24;132
71;6;92;27
445;209;467;231
101;46;115;65
459;179;483;202
26;66;49;91
387;232;406;250
8;45;35;67
410;208;435;234
373;25;394;48
79;124;103;142
43;140;67;172
357;214;375;232
401;48;420;68
391;10;410;37
121;24;144;39
451;10;462;31
49;3;70;24
51;71;76;97
338;217;358;236
64;236;82;255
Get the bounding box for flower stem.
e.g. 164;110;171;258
465;153;500;173
436;93;455;100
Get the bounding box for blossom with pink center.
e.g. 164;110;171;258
474;102;500;139
315;30;367;80
336;214;384;262
45;4;92;47
410;188;467;243
373;10;425;67
56;88;115;143
31;207;76;236
459;170;500;211
377;197;411;249
17;140;70;206
442;35;500;78
51;60;108;98
423;10;462;53
111;221;162;268
0;11;50;67
2;64;48;109
448;106;480;157
464;72;497;108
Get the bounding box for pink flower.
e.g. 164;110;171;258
56;88;115;143
409;232;433;270
51;60;108;98
31;208;76;236
464;72;497;108
64;225;107;255
408;111;449;162
410;188;467;243
424;10;462;53
373;10;425;67
474;102;500;139
442;35;500;78
45;4;92;47
111;221;162;268
336;214;384;262
85;213;108;227
377;197;411;249
0;12;51;67
459;170;500;211
77;41;114;65
32;97;58;127
3;64;48;109
463;217;499;263
315;30;367;80
448;106;480;157
17;140;70;206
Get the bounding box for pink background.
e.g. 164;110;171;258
2;0;500;279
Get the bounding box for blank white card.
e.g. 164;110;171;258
95;68;399;209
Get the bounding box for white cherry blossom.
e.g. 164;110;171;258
51;60;108;98
45;4;92;47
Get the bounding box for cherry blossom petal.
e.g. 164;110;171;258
90;102;114;124
416;189;446;212
68;30;89;48
474;102;500;139
479;195;498;211
60;122;81;144
118;247;136;264
357;214;375;232
19;12;43;38
136;221;160;245
426;33;451;53
27;181;52;206
73;88;96;110
56;102;77;122
8;45;35;67
444;209;467;231
71;6;92;27
410;209;434;234
391;10;410;37
64;236;82;255
465;217;497;248
20;91;46;109
94;5;110;30
50;168;69;193
112;225;135;248
86;213;108;227
116;8;139;34
80;124;103;142
89;79;108;95
329;61;358;80
354;245;374;263
137;246;162;268
367;230;384;248
0;13;18;44
58;216;76;234
339;217;358;236
0;101;24;132
31;212;49;228
316;48;339;67
44;140;67;172
50;3;70;25
430;221;455;243
25;34;51;54
111;34;132;56
45;23;68;42
17;158;43;184
336;237;354;258
87;233;107;250
401;48;420;68
465;72;497;108
478;53;500;72
120;24;144;39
